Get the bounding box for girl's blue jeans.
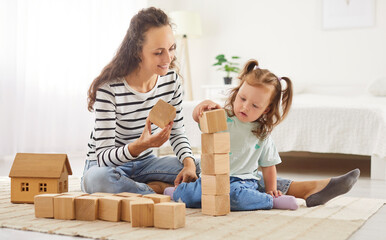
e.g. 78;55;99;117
81;154;201;195
173;175;292;211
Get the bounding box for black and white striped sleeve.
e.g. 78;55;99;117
168;74;196;164
94;84;135;167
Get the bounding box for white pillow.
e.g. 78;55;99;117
368;77;386;96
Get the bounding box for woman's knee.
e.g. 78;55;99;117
82;166;118;193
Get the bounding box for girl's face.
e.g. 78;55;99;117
233;81;274;123
140;25;176;76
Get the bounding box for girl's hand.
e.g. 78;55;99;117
192;100;222;122
174;157;198;186
129;117;173;157
266;190;282;198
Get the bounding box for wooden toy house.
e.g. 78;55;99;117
9;153;72;203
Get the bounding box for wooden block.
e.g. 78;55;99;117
201;174;230;195
201;153;229;175
149;99;176;128
98;196;124;222
61;192;88;197
53;195;76;220
115;192;142;198
199;109;227;133
202;194;230;216
201;132;230;154
143;193;171;203
90;192;114;197
121;197;145;222
130;199;154;227
154;202;186;229
75;196;99;221
34;193;62;218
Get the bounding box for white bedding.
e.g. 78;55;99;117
271;94;386;158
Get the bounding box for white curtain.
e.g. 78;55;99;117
0;0;146;158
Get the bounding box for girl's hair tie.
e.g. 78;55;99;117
253;65;260;70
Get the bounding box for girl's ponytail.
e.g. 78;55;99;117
279;76;293;121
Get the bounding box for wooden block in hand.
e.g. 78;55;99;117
149;99;176;128
54;195;76;220
202;194;230;216
34;193;62;218
121;197;145;222
199;109;227;133
115;192;142;198
98;196;124;222
201;174;230;195
75;196;99;221
154;202;186;229
143;193;171;203
201;153;229;175
201;132;230;154
130;199;154;227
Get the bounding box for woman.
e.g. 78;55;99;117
81;7;199;194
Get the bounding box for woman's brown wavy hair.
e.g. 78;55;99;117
87;7;176;111
224;59;293;139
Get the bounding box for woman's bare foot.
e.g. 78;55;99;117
147;181;174;194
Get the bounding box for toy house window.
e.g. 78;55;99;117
21;182;29;192
39;183;47;192
64;180;67;191
59;182;63;192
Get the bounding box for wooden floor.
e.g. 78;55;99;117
0;153;385;240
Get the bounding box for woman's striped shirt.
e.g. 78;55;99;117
86;70;195;167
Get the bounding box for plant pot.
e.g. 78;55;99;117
224;77;232;85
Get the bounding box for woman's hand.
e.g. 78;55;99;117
174;157;198;186
192;100;222;123
128;117;173;157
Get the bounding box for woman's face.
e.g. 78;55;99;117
233;81;273;123
140;25;176;76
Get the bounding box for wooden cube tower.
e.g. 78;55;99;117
199;109;230;216
149;99;176;129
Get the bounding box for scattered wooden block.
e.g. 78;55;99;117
202;194;230;216
98;196;124;222
53;195;76;220
199;109;227;133
201;132;230;154
154;202;186;229
201;153;230;175
130;199;154;227
149;99;176;128
143;193;171;203
90;192;114;197
201;174;230;195
115;192;142;198
75;196;99;221
61;192;88;197
34;193;62;218
121;197;145;222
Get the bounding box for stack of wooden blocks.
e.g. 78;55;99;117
34;192;185;229
199;109;231;216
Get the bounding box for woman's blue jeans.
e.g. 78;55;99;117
81;154;200;195
173;175;292;211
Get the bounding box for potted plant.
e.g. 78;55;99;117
213;54;241;85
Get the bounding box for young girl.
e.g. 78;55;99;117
165;59;360;210
81;7;200;195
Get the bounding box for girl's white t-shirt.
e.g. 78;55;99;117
227;114;282;180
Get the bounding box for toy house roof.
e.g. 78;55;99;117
9;153;73;178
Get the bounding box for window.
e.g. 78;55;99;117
21;182;29;192
64;180;68;191
39;183;47;192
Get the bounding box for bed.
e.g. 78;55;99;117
175;93;386;180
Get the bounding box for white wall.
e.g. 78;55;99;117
148;0;386;99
